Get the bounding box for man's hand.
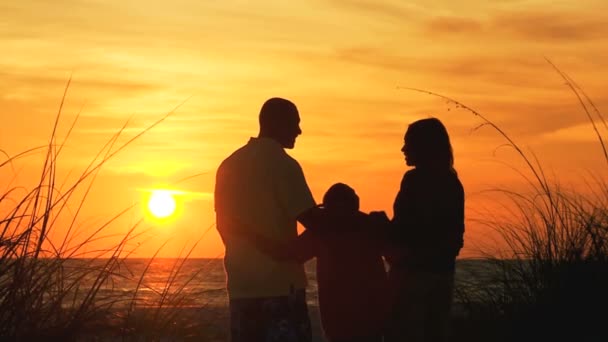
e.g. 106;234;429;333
297;204;325;231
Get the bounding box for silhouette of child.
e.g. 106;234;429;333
244;183;389;342
385;117;465;342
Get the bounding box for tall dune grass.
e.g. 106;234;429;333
0;81;216;340
406;61;608;341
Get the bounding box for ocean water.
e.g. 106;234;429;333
58;258;493;310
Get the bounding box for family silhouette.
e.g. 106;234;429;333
214;97;465;342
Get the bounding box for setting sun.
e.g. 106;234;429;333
147;190;177;219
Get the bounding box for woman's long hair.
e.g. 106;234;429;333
404;117;456;173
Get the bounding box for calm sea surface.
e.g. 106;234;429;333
60;258;493;309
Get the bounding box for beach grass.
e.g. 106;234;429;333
0;80;222;341
436;60;608;342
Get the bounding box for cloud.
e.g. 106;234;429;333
136;187;213;201
334;46;418;72
492;10;608;42
330;46;608;139
327;0;417;20
425;16;483;35
0;71;160;97
540;122;606;142
334;46;547;83
419;7;608;43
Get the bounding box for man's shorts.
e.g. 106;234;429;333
229;289;312;342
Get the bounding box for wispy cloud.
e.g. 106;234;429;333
0;72;159;95
492;10;608;42
327;0;418;20
424;16;483;35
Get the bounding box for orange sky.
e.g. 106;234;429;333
1;0;607;258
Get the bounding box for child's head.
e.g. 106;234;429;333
402;117;454;170
322;183;359;213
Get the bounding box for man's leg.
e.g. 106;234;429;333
265;289;312;342
229;290;312;342
230;296;267;342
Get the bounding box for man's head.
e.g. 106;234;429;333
258;97;302;149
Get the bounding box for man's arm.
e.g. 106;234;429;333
241;230;318;263
276;158;319;228
296;205;325;231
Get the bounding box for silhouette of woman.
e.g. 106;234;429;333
385;118;465;342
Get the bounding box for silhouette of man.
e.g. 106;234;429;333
214;97;317;342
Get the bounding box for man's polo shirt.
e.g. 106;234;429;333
214;137;316;298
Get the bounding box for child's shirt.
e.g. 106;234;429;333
254;210;389;340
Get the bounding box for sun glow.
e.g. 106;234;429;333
147;190;177;219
